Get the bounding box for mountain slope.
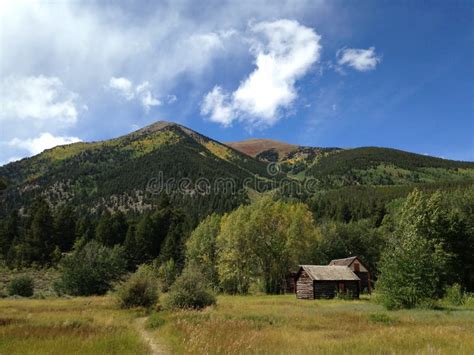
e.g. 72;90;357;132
0;122;272;218
229;139;474;185
1;122;473;218
227;139;299;160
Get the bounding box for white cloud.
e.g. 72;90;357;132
337;47;381;71
201;19;321;128
0;75;82;128
108;77;161;113
8;133;82;155
167;95;177;104
201;86;234;126
109;77;134;100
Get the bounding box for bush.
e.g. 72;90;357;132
116;265;159;309
444;283;465;306
8;276;34;297
166;268;216;310
156;259;177;293
335;290;354;300
55;241;126;296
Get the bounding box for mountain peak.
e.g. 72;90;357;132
227;138;298;158
133;120;181;135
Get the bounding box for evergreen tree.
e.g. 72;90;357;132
0;210;19;259
25;198;55;265
124;223;138;269
133;213;155;264
159;209;189;270
96;211;112;245
96;211;128;246
54;205;76;252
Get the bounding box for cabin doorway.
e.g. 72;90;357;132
338;282;345;293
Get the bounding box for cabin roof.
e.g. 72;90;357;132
299;265;360;281
328;256;359;267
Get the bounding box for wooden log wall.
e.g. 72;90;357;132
296;270;314;299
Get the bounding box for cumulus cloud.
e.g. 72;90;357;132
108;77;161;113
201;19;321;128
109;77;134;100
0;75;82;128
201;86;234;126
8;133;82;155
337;47;381;71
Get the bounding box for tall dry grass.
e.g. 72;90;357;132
0;296;150;354
153;294;474;354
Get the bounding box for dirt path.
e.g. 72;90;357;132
136;317;169;355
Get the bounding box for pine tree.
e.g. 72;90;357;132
96;211;113;246
96;211;128;246
25;199;55;265
54;205;76;252
0;210;19;259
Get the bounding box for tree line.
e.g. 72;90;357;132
1;184;473;308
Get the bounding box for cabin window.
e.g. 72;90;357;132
354;262;360;272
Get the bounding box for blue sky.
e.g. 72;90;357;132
1;0;473;165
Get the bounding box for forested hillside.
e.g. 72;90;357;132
0;122;272;220
1;121;473;297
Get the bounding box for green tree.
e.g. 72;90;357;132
25;198;55;265
185;213;221;288
133;213;156;264
159;209;189;269
156;258;177;292
217;197;320;294
96;211;128;246
54;205;76;252
56;240;126;296
377;190;450;309
0;210;19;260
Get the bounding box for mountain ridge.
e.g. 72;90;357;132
1;120;473;217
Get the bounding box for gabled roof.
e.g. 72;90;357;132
299;265;360;281
328;256;359;267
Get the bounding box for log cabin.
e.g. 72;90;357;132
329;256;371;293
295;265;360;300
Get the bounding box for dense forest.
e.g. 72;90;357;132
1;121;474;306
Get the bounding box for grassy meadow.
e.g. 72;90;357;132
0;296;150;355
2;294;472;354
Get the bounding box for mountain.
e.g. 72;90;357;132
230;139;474;186
0;121;273;218
227;139;299;160
1;121;473;218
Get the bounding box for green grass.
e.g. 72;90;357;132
1;295;473;354
154;294;474;354
0;297;149;355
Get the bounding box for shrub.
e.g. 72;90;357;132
116;265;159;309
444;283;465;306
335;290;354;300
166;268;216;310
8;276;34;297
156;259;177;293
55;241;126;296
